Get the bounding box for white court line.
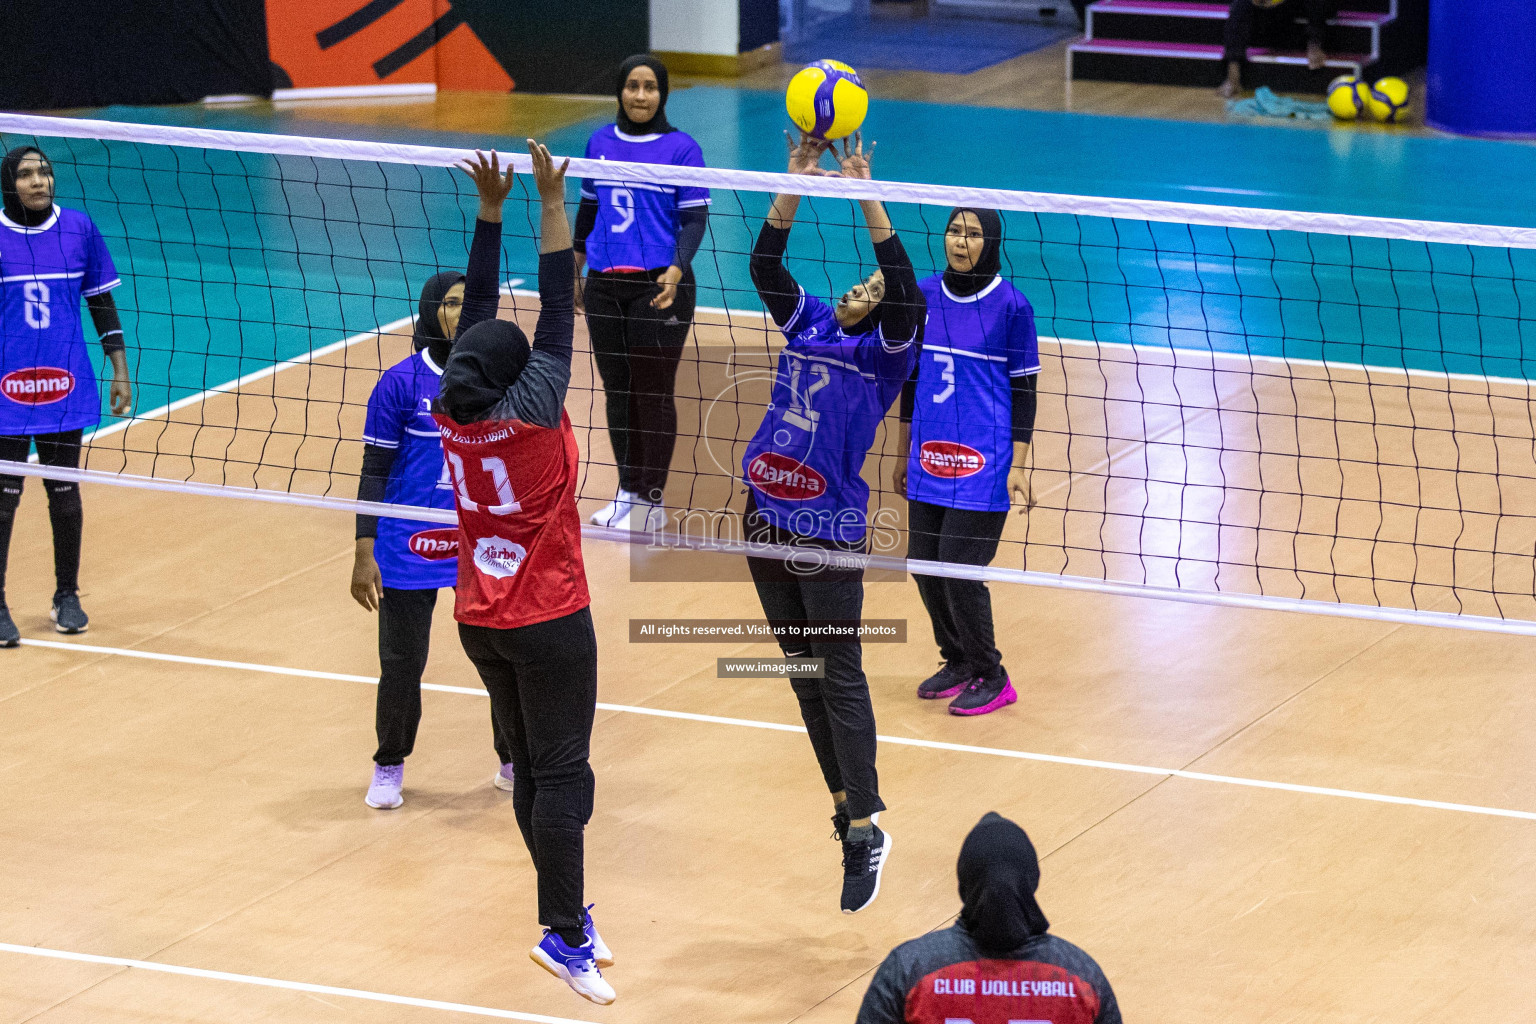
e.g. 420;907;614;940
19;637;1536;823
0;942;598;1024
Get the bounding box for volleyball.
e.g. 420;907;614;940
786;60;869;141
1366;76;1411;123
1326;75;1370;120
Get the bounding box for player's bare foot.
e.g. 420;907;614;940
1218;77;1240;99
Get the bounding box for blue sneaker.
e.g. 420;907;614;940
582;904;613;968
530;929;615;1005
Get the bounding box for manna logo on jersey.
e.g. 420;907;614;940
408;528;459;561
473;536;527;579
919;440;985;478
1;367;75;405
747;451;827;501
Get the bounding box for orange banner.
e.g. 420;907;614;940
267;0;512;91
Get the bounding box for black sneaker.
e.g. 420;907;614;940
840;820;892;914
0;604;18;647
830;808;850;842
917;661;970;700
948;672;1018;717
51;592;88;635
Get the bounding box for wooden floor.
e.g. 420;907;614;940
5;295;1536;1023
173;33;1428;150
702;37;1430;131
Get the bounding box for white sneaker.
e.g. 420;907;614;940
590;490;639;528
631;502;667;533
583;904;614;968
365;763;403;809
493;763;515;792
531;930;616;1005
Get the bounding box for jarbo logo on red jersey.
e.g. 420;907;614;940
473;536;527;580
747;452;827;501
919;440;985;478
1;367;75;405
407;528;459;561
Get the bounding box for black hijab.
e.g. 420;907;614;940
414;270;465;367
2;145;53;228
436;318;530;424
957;811;1051;955
615;54;674;136
942;207;1003;299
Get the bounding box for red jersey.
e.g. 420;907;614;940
434;409;590;629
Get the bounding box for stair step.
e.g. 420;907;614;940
1071;37;1369;66
1088;1;1391;28
1087;0;1395;13
1069;37;1376;89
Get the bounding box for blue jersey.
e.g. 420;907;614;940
361;349;458;589
0;205;120;435
743;289;917;545
908;275;1040;512
580;125;710;274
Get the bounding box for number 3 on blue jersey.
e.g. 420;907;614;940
609;188;635;234
931;351;955;404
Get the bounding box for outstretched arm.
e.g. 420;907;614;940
765;131;831;230
836;134;918;342
454;149;515;340
753;132;834;329
482;140;575;430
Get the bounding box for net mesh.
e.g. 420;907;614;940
4;114;1536;627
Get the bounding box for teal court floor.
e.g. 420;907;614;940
4;85;1534;427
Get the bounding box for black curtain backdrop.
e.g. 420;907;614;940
739;0;780;52
451;0;649;94
0;0;272;110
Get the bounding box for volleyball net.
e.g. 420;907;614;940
4;113;1536;633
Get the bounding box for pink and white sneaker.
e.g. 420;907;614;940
493;763;515;792
948;675;1017;716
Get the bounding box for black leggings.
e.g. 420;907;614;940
1222;0;1337;64
374;586;511;767
0;430;84;603
459;607;598;936
744;496;885;822
907;499;1010;683
584;268;695;504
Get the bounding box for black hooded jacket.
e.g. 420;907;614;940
436;217;574;429
357;215;575;539
854;813;1121;1024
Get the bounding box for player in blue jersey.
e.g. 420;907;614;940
742;131;922;914
897;207;1039;716
0;145;132;646
350;270;511;809
574;54;710;532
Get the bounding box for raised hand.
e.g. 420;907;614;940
526;138;569;201
459;149;514;220
784;130;832;176
835;132;875;181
